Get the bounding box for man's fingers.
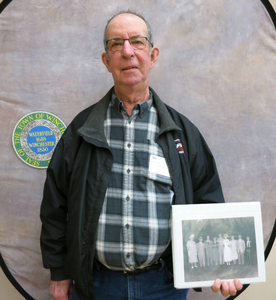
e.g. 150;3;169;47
221;281;230;297
212;278;243;297
229;281;237;296
211;279;221;293
234;278;243;291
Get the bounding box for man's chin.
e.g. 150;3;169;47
120;78;144;88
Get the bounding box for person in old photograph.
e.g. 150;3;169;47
205;235;213;266
230;236;238;265
237;235;246;265
212;237;219;266
217;233;224;265
187;234;198;269
246;236;252;265
223;234;232;265
40;10;242;300
197;237;206;267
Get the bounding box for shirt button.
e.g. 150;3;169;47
125;224;129;229
128;120;131;124
126;253;130;258
127;169;130;174
127;143;131;148
126;196;130;201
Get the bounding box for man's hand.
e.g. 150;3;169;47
50;279;73;300
211;278;243;297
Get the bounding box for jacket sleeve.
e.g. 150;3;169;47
189;128;225;204
40;136;71;281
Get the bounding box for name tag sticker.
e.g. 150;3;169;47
149;155;170;177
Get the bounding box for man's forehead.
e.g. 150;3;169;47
106;13;147;37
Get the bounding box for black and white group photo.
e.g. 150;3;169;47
182;217;258;283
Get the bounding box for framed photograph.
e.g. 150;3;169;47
171;202;266;289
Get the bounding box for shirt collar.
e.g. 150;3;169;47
111;92;153;118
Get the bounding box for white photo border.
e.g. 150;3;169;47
171;202;266;289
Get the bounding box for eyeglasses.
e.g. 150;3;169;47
105;36;153;53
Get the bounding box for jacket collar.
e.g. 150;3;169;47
77;88;113;146
149;87;182;135
78;87;181;145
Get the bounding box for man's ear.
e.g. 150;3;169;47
150;46;160;69
102;52;111;73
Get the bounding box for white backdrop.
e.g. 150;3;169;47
0;1;275;299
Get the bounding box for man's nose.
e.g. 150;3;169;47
122;40;134;58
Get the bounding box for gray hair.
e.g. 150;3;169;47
103;10;154;52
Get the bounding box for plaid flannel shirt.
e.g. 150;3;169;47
95;92;174;271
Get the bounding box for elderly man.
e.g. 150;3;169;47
40;11;242;300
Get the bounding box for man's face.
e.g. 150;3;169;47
102;13;159;91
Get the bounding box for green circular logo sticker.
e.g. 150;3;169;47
12;111;66;168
